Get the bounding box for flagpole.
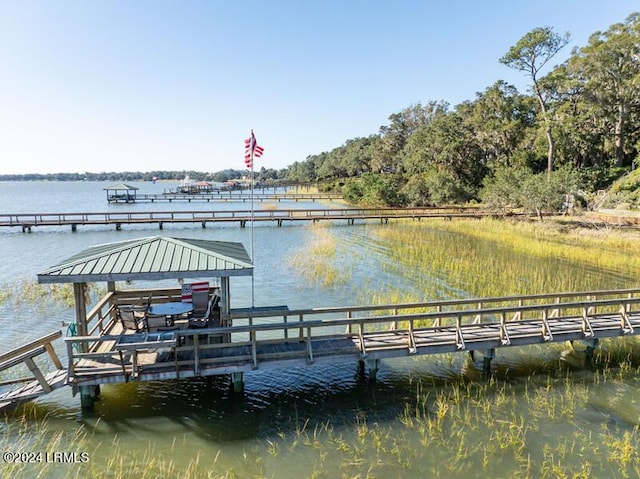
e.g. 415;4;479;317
244;129;261;310
250;147;255;309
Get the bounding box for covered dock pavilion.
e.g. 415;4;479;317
36;235;253;407
104;182;139;203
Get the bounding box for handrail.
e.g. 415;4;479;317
64;294;640;360
0;331;64;389
0;206;522;228
227;288;640;321
0;330;63;367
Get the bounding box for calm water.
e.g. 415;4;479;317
1;181;639;478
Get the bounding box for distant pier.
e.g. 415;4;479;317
111;192;344;203
0;207;522;232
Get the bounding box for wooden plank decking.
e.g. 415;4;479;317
0;370;67;409
3;289;640;409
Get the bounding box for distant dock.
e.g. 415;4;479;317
110;192;344;203
0;207;521;232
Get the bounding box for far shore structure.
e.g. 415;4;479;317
103;183;139;203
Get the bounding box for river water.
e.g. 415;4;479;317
1;181;640;478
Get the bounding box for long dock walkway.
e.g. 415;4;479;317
110;192;344;203
62;288;640;388
2;288;640;410
0;207;518;232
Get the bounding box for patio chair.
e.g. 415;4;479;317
181;282;210;316
135;293;153;318
191;289;210;317
117;306;147;333
146;314;170;332
188;294;217;329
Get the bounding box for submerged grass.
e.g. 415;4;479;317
5;362;640;478
257;364;640;479
0;278;106;311
288;224;351;288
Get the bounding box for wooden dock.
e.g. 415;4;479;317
0;331;67;409
58;289;640;389
4;288;639;410
0;207;518;232
108;192;343;203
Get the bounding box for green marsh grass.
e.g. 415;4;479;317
363;217;639;307
288;224;351;288
0;278;106;311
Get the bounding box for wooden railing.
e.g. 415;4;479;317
64;289;640;383
0;206;524;231
227;287;640;331
0;331;63;388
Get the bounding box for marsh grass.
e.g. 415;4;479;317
259;203;279;211
369;218;639;304
6;362;640;479
254;364;640;478
0;278;105;312
288;224;351;288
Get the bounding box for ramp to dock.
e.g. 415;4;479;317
0;331;68;411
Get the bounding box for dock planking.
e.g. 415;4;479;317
3;288;640;410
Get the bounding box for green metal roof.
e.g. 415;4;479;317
37;236;253;283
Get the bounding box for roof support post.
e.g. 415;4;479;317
73;282;88;353
220;276;230;320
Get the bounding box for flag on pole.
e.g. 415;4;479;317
244;129;264;168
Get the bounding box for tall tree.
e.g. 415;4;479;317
568;12;640;167
460;80;535;169
372;101;447;173
404;110;485;198
500;27;570;172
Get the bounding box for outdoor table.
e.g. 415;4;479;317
148;302;194;326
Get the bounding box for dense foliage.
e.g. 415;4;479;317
0;168;288;184
286;13;640;211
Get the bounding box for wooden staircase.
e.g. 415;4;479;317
0;331;68;411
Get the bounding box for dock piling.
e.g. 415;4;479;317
231;372;244;393
79;385;100;409
358;358;379;380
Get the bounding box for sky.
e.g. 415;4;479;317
0;1;638;175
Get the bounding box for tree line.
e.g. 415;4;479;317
0;168;288;184
284;12;640;212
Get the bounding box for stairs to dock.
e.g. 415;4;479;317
0;331;69;411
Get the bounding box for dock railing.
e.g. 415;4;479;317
0;331;63;388
64;289;640;384
0;206;530;232
226;287;640;332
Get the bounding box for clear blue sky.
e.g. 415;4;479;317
0;1;637;175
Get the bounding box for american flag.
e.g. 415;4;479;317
244;129;264;168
